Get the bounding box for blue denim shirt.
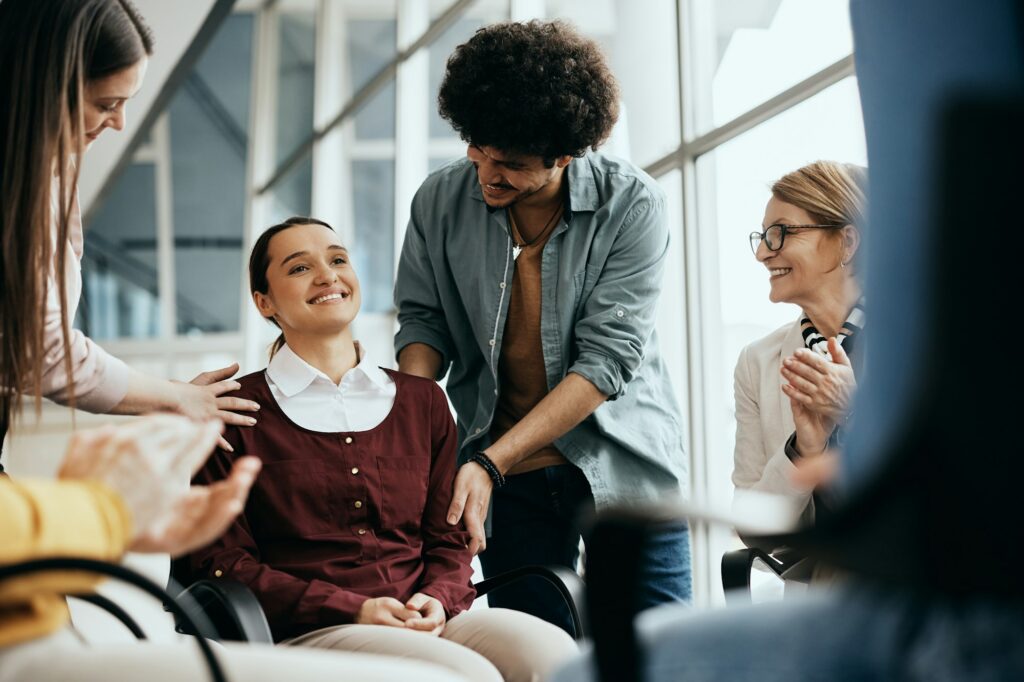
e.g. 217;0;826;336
394;152;687;507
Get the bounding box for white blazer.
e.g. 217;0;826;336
732;317;815;524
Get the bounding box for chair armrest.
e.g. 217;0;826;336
721;547;811;603
174;579;273;644
72;593;148;640
0;557;226;682
721;547;783;591
474;565;587;640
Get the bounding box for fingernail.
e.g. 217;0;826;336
447;514;457;524
251;403;260;411
225;443;235;452
247;417;257;425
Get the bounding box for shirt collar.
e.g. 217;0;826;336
471;152;601;220
349;343;392;390
266;344;321;397
267;342;390;397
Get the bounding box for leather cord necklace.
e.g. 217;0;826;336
508;201;563;261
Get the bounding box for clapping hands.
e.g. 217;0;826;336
781;337;856;458
58;415;260;557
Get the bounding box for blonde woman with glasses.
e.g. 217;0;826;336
734;161;868;530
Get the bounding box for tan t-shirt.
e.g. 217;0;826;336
490;209;569;475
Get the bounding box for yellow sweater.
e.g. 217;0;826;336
0;478;131;647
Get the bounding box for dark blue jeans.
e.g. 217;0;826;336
479;464;692;636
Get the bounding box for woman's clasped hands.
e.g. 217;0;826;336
355;593;448;636
781;336;857;458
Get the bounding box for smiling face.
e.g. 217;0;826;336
252;224;361;341
757;196;848;307
82;58;148;147
466;144;571;209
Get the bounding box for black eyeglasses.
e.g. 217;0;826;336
749;223;844;255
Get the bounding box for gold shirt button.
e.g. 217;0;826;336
344;436;353;444
351;467;359;475
214;569;223;578
354;500;363;509
357;528;367;535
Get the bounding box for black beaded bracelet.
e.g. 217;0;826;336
468;451;506;488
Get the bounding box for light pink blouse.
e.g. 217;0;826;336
39;177;129;412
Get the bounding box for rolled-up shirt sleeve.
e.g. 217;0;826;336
394;187;456;380
569;194;668;400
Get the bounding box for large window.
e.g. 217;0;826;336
270;8;316;220
700;0;855;129
82;12;255;339
344;7;397;314
82;0;864;608
538;0;863;604
541;0;681;167
81;162;160;340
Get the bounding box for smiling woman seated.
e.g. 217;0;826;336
180;217;577;682
734;162;868;542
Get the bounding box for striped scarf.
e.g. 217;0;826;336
800;298;865;359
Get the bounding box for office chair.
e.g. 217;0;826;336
167;562;588;644
0;557;229;682
0;557;585;682
720;546;808;602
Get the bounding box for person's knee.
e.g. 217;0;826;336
288;623;501;682
521;615;578;673
477;608;579;678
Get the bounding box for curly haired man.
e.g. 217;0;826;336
395;20;691;633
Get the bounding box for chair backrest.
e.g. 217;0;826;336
787;0;1024;594
842;0;1024;495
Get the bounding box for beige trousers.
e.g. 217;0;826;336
0;627;469;682
285;607;579;682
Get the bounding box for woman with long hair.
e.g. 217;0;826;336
0;0;257;467
0;2;462;679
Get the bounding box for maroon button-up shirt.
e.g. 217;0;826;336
181;369;475;642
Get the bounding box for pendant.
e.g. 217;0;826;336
512;244;522;261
